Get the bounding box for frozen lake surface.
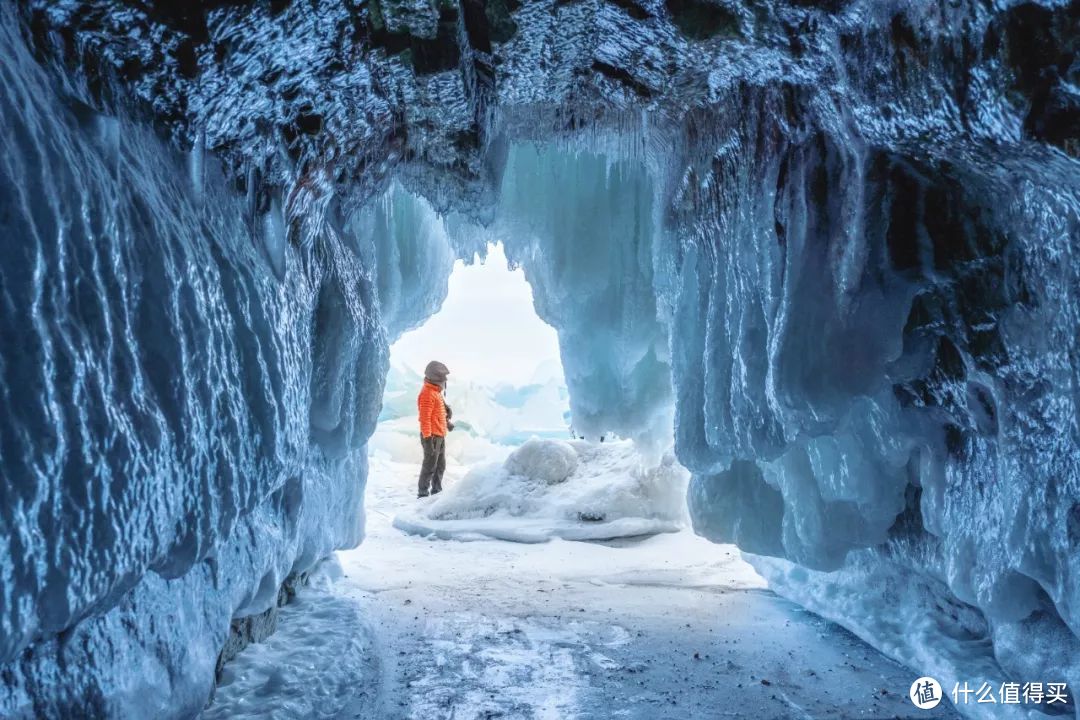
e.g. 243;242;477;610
209;454;958;720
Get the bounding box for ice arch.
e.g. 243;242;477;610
2;0;1079;717
353;144;675;450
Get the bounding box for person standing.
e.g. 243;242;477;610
417;360;453;497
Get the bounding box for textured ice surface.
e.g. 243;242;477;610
458;145;676;452
7;0;1080;716
394;439;689;542
0;8;379;716
751;551;1079;720
671;111;1080;714
347;185;455;342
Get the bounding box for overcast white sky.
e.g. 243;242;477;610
390;243;563;386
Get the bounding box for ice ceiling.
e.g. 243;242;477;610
1;0;1078;717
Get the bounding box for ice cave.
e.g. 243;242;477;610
1;0;1078;717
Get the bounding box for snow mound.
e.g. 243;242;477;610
505;439;578;484
394;440;688;543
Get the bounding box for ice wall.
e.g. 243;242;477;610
672;76;1080;717
0;7;382;716
452;144;675;450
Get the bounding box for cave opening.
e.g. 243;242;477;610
205;142;969;718
352;140;694;545
359;140;688;539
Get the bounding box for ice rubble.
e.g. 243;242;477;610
394;439;689;543
6;0;1080;716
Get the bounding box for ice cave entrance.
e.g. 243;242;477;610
269;226;932;719
362;142;691;542
386;241;572;452
369;235;687;542
212;146;966;719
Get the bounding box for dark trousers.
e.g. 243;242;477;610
418;435;446;497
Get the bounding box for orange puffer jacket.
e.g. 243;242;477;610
417;381;448;438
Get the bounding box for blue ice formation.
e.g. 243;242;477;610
3;0;1079;717
0;7;380;715
348;185;455;342
451;144;675;451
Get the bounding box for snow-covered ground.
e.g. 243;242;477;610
209;439;961;719
393;438;688;542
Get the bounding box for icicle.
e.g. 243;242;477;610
188;126;205;200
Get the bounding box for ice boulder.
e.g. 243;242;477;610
505;439;578;485
393;440;688;543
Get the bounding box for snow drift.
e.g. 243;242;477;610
394;439;689;543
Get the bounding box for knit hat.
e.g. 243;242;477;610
424;360;449;385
